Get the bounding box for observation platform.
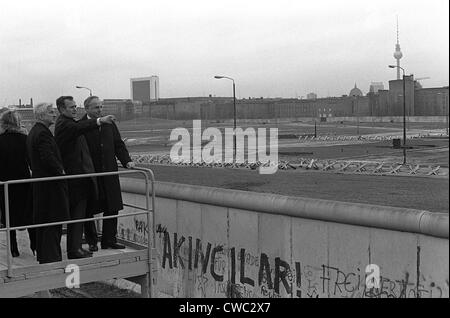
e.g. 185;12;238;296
0;168;156;298
0;231;153;298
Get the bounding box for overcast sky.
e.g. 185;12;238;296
1;0;448;106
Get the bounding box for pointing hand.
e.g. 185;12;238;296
99;115;116;124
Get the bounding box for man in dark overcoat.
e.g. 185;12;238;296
54;96;115;259
26;103;70;264
82;96;135;250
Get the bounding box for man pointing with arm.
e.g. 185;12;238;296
54;96;115;259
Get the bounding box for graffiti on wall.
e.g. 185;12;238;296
117;218;448;298
155;227;448;298
118;215;149;245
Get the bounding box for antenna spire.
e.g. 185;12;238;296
393;15;403;80
396;15;399;44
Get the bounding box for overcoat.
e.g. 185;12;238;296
26;122;70;224
54;115;99;204
0;130;32;227
81;114;131;213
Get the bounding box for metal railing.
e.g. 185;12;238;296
0;167;156;297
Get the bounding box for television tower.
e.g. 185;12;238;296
393;16;403;80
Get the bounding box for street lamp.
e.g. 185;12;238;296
446;92;449;136
389;64;407;164
214;75;237;160
437;92;449;136
352;96;360;136
75;85;93;96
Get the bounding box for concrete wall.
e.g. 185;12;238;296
103;99;140;121
324;116;448;123
142;97;371;121
375;90;390;116
118;179;449;298
213;116;448;125
389;78;415;116
415;87;449;116
140;89;447;121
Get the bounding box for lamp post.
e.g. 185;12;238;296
353;96;360;136
446;92;449;136
314;118;317;138
75;85;93;96
438;92;449;136
389;65;407;164
214;75;236;160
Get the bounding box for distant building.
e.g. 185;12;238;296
349;84;363;97
8;104;32;109
306;93;317;100
369;82;384;94
8;98;34;109
387;75;416;116
130;76;159;102
103;99;142;120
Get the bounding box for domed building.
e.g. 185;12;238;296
349;84;363;97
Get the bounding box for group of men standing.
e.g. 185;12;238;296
27;96;134;263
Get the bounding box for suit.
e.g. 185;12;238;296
81;114;131;245
54;114;99;254
27;122;70;263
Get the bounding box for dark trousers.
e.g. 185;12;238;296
84;219;98;246
67;199;87;253
9;230;18;253
84;210;118;245
36;225;62;264
102;210;119;245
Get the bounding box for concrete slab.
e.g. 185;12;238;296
200;204;228;297
119;192;149;246
417;235;449;298
369;228;418;298
257;213;292;298
174;200;202;297
152;197;177;297
327;223;371;298
291;218;328;298
228;208;259;298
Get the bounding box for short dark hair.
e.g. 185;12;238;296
84;96;100;108
56;96;74;112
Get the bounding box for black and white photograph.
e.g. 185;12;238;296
0;0;448;302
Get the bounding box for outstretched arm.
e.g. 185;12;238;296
55;115;116;146
55;117;98;146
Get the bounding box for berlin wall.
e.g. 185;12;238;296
118;179;449;298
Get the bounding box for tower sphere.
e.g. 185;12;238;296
394;50;403;59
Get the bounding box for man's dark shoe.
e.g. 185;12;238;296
81;248;93;256
11;250;20;258
101;242;126;250
88;244;98;252
68;249;93;259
